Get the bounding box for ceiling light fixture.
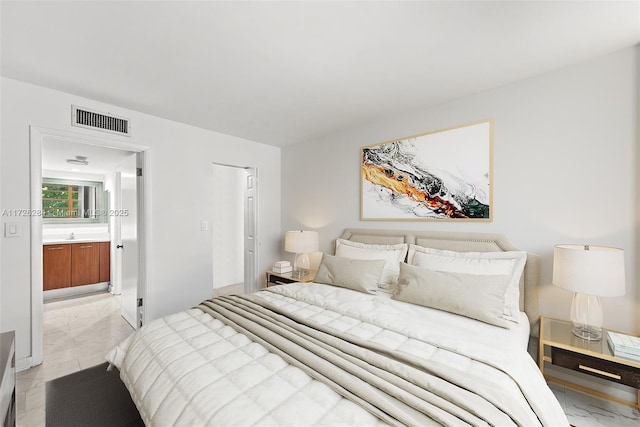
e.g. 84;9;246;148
66;155;89;166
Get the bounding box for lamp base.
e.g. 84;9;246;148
291;269;309;279
570;293;603;341
571;324;602;341
292;253;310;280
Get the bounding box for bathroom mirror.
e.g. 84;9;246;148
42;178;108;223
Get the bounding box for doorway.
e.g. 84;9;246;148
212;163;258;295
30;126;149;366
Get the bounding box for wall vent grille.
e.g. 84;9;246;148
71;105;131;136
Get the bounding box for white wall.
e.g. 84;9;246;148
0;77;2;334
282;46;639;334
0;77;281;363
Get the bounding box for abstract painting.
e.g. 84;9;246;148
361;120;493;221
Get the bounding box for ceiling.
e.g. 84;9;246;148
2;1;639;148
42;136;135;175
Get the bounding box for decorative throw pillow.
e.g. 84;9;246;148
394;262;511;328
335;238;408;289
314;254;386;294
407;245;526;322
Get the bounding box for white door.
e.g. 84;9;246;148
244;168;257;293
111;171;122;295
119;153;139;328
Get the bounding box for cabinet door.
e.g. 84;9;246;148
99;242;110;283
71;243;100;287
43;244;71;290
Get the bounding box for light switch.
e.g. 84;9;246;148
4;222;20;238
200;221;209;231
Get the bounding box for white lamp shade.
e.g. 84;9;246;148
284;231;319;254
552;244;625;297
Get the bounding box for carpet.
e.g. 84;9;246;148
46;362;144;427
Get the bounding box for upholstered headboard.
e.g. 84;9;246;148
338;228;540;334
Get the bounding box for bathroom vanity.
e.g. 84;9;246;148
43;240;110;290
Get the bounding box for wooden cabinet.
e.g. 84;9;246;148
99;242;110;283
43;241;110;290
43;244;71;290
551;347;640;389
71;243;100;287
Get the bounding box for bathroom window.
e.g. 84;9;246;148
42;183;80;218
42;178;107;223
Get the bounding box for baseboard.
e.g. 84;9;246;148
43;282;109;301
16;356;32;372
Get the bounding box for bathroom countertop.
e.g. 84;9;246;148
43;236;111;245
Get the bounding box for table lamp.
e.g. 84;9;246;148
552;244;625;341
284;230;319;278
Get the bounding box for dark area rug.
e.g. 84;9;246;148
46;362;144;427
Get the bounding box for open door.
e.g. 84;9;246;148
212;164;257;294
119;153;139;328
29;126;149;367
244;168;257;293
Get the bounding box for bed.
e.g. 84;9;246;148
106;228;569;426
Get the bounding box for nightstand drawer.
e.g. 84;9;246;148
552;347;640;388
267;274;297;286
265;270;316;287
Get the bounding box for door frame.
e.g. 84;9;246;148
29;126;150;366
212;162;258;294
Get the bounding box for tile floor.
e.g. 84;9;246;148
15;290;640;427
16;292;134;427
549;382;640;427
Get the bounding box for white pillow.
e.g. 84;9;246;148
394;262;512;328
315;254;386;294
407;245;526;322
335;238;408;289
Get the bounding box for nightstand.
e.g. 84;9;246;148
539;316;640;409
265;270;316;287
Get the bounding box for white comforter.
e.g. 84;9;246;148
106;283;569;426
